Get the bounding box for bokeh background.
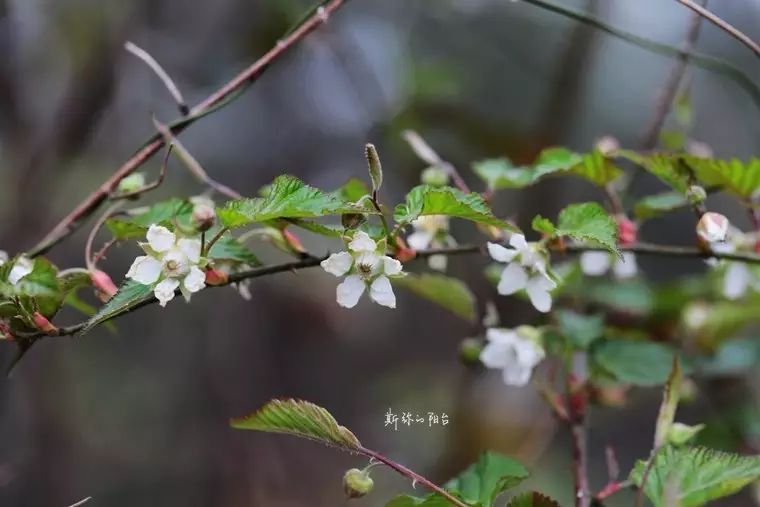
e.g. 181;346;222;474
0;0;758;506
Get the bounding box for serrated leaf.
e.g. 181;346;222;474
231;399;361;451
592;339;679;386
556;202;618;253
505;492;562;507
80;280;154;335
532;215;556;235
617;151;691;192
393;274;477;322
287;219;344;237
335;177;371;202
208;237;261;265
556;310;604;349
629;446;760;507
686;156;760;198
394;185;513;229
106;199;194;239
634;192;689;220
218;175;373;228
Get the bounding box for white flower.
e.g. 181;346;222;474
8;256;34;286
125;224;206;307
0;251;7;264
406;215;454;271
479;327;545;386
696;212;729;243
321;231;404;309
579;251;637;279
487;233;557;313
722;262;760;300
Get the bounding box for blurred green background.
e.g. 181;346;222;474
0;0;758;506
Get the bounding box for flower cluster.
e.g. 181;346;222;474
321;231;405;309
125;225;206;307
479;327;545;386
487;233;556;312
406;215;454;271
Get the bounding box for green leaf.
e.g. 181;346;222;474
335;177;370;202
556;310;604;349
393;274;477;322
57;268;92;294
654;357;682;448
218;175;374;228
592;339;679;386
208;236;261;265
286;219;344;237
531;215;556;235
617;151;691;192
231;398;361;451
634;192;689;220
505;492;562;507
629;446;760;507
80;280;154;335
556;202;618;253
106;198;194;239
386;495;453;507
394;185;514;229
472;158;536;189
443;451;529;507
12;258;64;317
687;156;760;198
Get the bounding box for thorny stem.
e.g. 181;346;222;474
26;0;352;258
672;0;760;57
358;447;469;507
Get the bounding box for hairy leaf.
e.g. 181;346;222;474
231;398;361;451
393;274;477;322
556;202;618;253
629;446;760;507
394;185;513;229
80;280;154;335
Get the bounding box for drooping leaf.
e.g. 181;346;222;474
556;202;618;253
393;274;477;322
629;446;760;507
218;175;374;228
634;192;689;220
80;280;154;335
231;398;361;451
592;339;679;386
394;185;514;229
556;310;604;350
208;237;261;265
505;491;562;507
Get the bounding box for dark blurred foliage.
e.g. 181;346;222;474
0;0;758;506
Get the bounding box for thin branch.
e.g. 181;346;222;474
402;130;471;193
359;446;469;507
109;144;172;200
84;202;123;271
125;41;188;114
66;498;92;507
26;0;352;258
673;0;760;57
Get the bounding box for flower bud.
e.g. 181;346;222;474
595;136;620;156
686;185;707;205
616;216;637;246
282;229;306;255
421;166;449;187
205;267;229;286
32;312;58;335
343;468;374;499
459;337;483;366
192;202;216;232
117;173;146;194
667;422;704;446
342;213;367;230
365;143;383;193
696;212;729;243
90;269;118;302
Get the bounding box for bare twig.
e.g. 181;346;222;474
66;498;92;507
402;130;471;193
27;0;352;258
673;0;760;57
125;41;189;114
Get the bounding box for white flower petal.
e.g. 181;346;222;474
579;251;611;276
428;254;447;272
355;251;382;273
724;262;750;300
487;242;518;263
370;275;396;308
321;251;353;277
382;256;403;276
526;275;554;312
497;263;528;295
406;231;433;251
0;251;7;265
501;363;533;386
146;224;176;252
154;278;180;307
183;266;206;293
125;256;162;285
509;233;528;250
485;328;520;345
336;274;365;308
613;252;638;279
177;238;202;263
479;341;511;369
8;257;34;285
348;231;377;253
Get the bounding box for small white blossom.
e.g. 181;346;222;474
406;215;454;271
480;327;545;386
321;231;404;309
696;212;729;243
125;224;206;307
722;262;760;300
7;256;34;286
579;251;637;279
487;233;556;312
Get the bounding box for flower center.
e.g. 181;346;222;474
357;262;374;280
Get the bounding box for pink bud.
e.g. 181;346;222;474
696;212;729;243
595;135;619;156
32;312;58;334
91;270;118;301
205;268;229;286
282;229;306;254
616;216;637;246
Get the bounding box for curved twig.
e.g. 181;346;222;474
673;0;760;57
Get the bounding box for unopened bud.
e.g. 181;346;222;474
32;312;58;335
283;229;306;255
342;213;367;230
117;173;146;194
343;468;374;499
696;212;729;243
595;136;620;156
667;422;704;446
90;269;118;302
205;268;229;286
686;185;707;205
394;237;416;263
421;166;448;187
459;337;483;366
616;216;637;246
192;203;216;232
365;143;383;193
